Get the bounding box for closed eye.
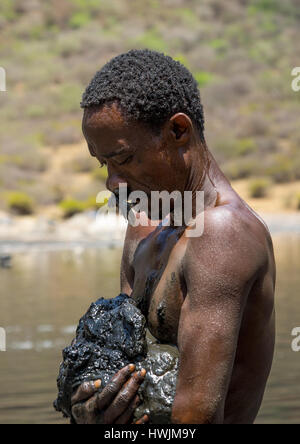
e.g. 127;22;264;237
99;154;133;168
117;154;134;166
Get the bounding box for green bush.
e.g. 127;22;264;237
69;0;100;11
14;151;48;173
25;105;47;119
51;185;65;204
59;195;109;217
135;28;167;52
6;191;35;215
235;139;257;156
223;158;262;180
215;138;257;160
296;193;300;211
0;155;9;165
84;196;109;210
209;39;228;56
92;167;108;182
194;71;214;88
69;155;95;173
69;12;91;29
53;34;83;58
0;0;17;22
59;198;85;218
55;84;83;114
176;8;199;27
174;54;189;68
265;155;294;183
249;179;270;198
248;0;296;17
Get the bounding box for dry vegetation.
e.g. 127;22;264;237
0;0;299;215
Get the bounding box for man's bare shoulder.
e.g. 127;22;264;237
183;201;273;284
209;201;271;242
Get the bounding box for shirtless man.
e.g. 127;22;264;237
70;50;276;424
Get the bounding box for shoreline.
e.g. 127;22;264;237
0;211;127;251
1;176;300;254
0;211;300;255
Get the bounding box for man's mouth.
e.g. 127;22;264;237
111;188;137;218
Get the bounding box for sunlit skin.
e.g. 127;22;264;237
71;102;276;424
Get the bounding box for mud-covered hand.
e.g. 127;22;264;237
71;364;149;424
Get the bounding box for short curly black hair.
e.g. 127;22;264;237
81;49;205;139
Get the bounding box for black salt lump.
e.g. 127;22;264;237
54;294;179;424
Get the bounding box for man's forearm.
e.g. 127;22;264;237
171;393;224;424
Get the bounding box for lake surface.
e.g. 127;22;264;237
0;234;299;424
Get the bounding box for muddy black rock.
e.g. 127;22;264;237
54;294;179;423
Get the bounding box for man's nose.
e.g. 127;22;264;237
106;174;128;195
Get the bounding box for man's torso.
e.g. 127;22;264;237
120;195;276;424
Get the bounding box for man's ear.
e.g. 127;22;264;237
169;113;192;144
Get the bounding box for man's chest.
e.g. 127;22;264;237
129;225;187;345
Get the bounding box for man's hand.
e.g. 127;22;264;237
71;364;149;424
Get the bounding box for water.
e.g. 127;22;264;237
0;247;123;424
256;234;300;424
0;235;299;424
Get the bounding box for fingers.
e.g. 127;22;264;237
101;369;146;423
70;364;146;425
72;402;88;424
71;379;102;406
95;364;136;411
114;395;140;424
72;392;103;424
134;414;149;424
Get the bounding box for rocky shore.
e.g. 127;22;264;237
0;211;127;254
0;211;127;241
0;210;299;255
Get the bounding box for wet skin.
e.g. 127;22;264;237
72;103;276;424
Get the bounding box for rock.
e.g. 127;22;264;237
0;255;12;269
54;294;179;424
134;337;179;424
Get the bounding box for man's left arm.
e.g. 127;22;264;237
172;234;256;424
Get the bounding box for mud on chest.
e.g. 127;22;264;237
138;269;186;345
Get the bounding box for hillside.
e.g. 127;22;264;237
0;0;299;216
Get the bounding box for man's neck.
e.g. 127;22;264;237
184;146;219;215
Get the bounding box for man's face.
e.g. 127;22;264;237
82;103;189;216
